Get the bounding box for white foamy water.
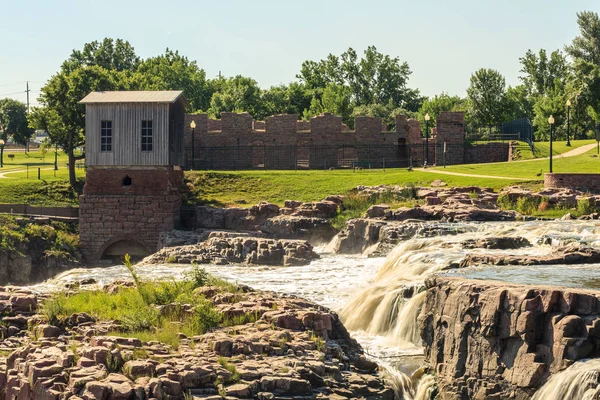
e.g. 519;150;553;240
26;219;600;399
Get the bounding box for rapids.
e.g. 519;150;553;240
27;219;600;399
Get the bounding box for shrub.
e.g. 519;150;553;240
516;197;541;215
577;198;597;216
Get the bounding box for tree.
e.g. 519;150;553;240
31;65;127;187
321;83;354;126
0;99;33;166
519;49;569;97
135;49;211;112
61;38;140;74
297;46;419;110
207;76;262;118
259;83;313;119
565;11;600;124
505;85;535;121
466;68;509;128
417;93;465;126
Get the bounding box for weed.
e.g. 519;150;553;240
309;331;326;352
218;357;241;383
577;198;597;216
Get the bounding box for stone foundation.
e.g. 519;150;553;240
79;166;183;263
545;173;600;193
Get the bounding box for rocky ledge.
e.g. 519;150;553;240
418;276;600;400
460;245;600;268
0;284;394;400
144;236;319;266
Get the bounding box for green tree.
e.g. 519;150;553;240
259;83;313;119
519;49;569;97
0;99;33;166
302;96;325;121
207;76;262;118
417;93;465;126
61;38;140;74
565;11;600;124
532;83;566;140
297;46;419;110
31;66;127;186
505;85;535;121
466;68;509;128
135;49;211;112
321;83;354;126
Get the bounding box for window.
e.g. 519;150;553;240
100;120;112;152
142;120;153;152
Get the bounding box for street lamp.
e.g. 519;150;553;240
190;120;196;170
548;115;555;173
424;113;431;167
0;138;4;168
566;99;572;147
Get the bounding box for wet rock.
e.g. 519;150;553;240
460;245;600;268
462;236;531;250
419;276;600;399
143;237;319;266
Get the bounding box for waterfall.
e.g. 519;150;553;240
382;364;436;400
532;359;600;400
340;237;458;342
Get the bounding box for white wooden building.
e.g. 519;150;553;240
80;91;188;167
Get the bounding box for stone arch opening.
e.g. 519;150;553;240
122;175;132;186
99;237;151;261
337;146;358;168
296;141;310;169
252;141;265;168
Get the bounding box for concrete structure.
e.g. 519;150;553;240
79;91;187;262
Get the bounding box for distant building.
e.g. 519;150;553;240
78;91;187;263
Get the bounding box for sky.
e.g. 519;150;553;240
0;0;598;108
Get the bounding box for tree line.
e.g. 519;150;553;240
0;11;599;186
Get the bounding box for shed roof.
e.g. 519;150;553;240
80;90;185;104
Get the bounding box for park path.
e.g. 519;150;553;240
512;142;597;163
0;167;55;179
418;143;598;181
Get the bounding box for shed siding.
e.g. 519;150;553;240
85;103;171;166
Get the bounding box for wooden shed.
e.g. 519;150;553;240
80;90;188;167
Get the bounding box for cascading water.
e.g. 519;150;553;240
26;220;600;399
531;359;600;400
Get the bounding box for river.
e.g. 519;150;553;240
27;219;600;399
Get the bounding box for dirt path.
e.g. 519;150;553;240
0;167;55;179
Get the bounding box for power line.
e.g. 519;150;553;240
0;90;26;97
0;81;26;87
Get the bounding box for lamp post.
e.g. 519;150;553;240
190;120;196;170
548;115;555;173
424;113;430;167
0;139;4;168
54;142;58;170
566;99;571;147
0;124;3;168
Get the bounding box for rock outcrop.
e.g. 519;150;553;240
1;284;395;400
144;237;319;266
460;245;600;268
182;200;339;243
419;277;600;399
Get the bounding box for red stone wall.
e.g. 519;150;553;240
222;112;252;135
545;173;600;192
464;143;510;164
80;166;183;263
355;116;383;135
310;113;342;136
265;114;297;135
296;120;310;131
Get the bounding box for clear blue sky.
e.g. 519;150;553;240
0;0;597;107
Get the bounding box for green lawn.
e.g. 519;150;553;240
1;142;599;207
438;145;600;179
529;139;596;159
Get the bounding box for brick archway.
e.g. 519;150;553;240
98;236;152;261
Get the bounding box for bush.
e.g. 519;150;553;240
515;197;541;215
577;198;597;216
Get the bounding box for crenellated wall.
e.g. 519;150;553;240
183;111;508;169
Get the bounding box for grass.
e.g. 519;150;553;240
0;215;79;257
41;260;239;349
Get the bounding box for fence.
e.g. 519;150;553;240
0;203;79;219
186;144;412;170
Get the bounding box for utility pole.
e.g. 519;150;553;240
25;82;31;152
26;81;30;113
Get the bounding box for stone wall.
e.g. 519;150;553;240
545;173;600;193
182;111;509;169
464;142;510;164
419;276;600;399
79;166;183;263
